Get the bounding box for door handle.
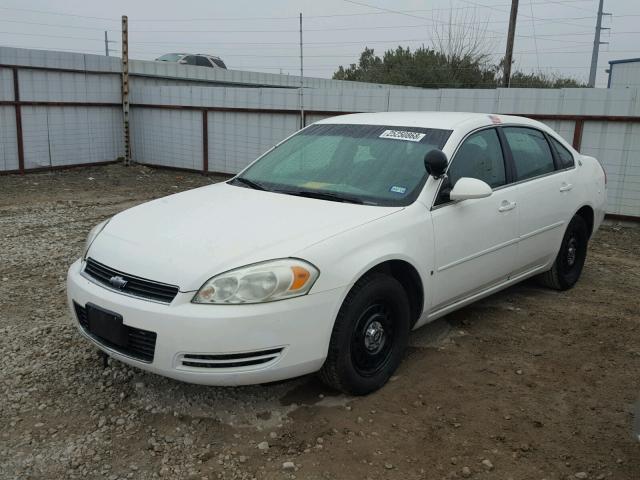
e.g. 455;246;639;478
560;183;573;192
498;200;517;212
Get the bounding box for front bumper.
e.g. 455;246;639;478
66;259;345;385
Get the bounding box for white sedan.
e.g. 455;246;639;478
67;112;606;394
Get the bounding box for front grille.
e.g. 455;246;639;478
84;258;179;304
74;302;157;362
180;348;283;369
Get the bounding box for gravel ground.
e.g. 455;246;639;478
1;164;639;480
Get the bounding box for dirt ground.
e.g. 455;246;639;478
1;164;639;480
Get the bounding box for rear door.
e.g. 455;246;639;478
430;127;519;310
501;126;575;275
196;56;214;68
181;55;197;66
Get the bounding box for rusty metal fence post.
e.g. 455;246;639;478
572;119;585;152
202;110;208;173
12;67;25;174
121;15;131;166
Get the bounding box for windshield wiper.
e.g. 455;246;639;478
276;189;366;205
231;177;268;191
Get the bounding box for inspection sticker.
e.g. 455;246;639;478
379;130;426;142
389;185;407;194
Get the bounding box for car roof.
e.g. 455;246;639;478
315;111;546;131
195;54;223;60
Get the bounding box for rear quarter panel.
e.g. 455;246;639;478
573;154;607;233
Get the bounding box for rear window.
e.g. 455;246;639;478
504;127;555;181
549;136;575;169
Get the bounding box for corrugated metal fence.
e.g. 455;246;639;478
1;46;638;218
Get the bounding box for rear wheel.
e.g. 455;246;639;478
319;273;410;395
538;215;588;290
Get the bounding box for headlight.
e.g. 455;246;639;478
83;218;110;259
193;259;319;304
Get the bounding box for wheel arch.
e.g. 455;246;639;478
574;204;595;238
361;259;424;328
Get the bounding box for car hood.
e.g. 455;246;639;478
88;182;403;291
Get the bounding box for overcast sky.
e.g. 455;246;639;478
0;0;638;87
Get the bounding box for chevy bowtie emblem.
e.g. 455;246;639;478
109;275;128;289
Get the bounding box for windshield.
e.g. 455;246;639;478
156;53;186;62
235;123;452;206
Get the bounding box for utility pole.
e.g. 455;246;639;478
104;30;116;56
588;0;611;88
503;0;519;87
121;15;131;166
299;13;304;129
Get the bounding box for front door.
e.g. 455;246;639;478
430;127;518;310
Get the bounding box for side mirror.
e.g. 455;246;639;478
424;149;448;178
449;177;492;201
178;59;188;64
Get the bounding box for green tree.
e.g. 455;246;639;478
508;70;584;88
333;47;585;89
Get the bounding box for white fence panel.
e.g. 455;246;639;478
18;70;120;103
208;112;298;174
46;107;91;167
0;68;14;101
581;121;640;217
21;106;50;169
86;108;125;163
0;106;18;171
19;106;123;169
563;88;638;116
130;108;203;170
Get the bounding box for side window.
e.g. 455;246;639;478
211;58;227;69
504;127;555;181
182;55;197;65
196;56;213;68
448;128;506;188
549;136;575;169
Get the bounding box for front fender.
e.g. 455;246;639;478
297;205;434;316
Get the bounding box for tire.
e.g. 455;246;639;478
538;215;589;291
319;273;410;395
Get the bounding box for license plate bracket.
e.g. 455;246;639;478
86;303;128;347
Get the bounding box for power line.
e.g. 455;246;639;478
540;0;592;12
122;28;640;38
529;1;541;71
126;37;591;47
0;31;104;42
460;0;594;29
0;6;119;22
121;0;597;22
0;19;108;31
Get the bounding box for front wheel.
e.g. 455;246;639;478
538;215;588;290
319;273;410;395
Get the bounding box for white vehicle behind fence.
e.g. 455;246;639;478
155;53;227;69
67;112;606;394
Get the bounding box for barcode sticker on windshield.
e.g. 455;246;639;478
379;130;426;142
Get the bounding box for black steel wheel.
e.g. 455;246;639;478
319;273;410;395
351;302;395;377
539;215;589;290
